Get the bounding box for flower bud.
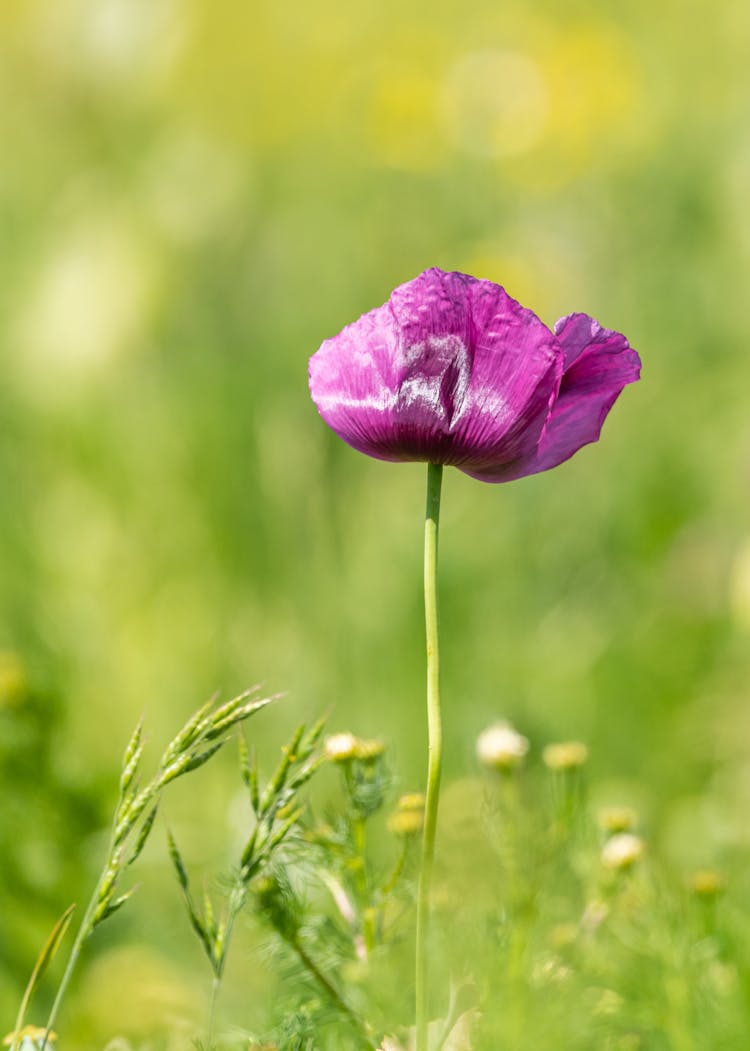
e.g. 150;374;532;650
476;722;529;770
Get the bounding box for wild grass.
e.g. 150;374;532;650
8;714;748;1051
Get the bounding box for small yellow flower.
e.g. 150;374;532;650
598;806;639;834
601;832;645;871
691;869;724;898
388;809;424;836
324;733;386;763
387;792;425;836
542;741;589;771
476;722;529;770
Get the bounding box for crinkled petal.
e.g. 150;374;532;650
387;269;474;459
463;314;640;483
309;268;564;468
308;300;402;461
448;279;562;468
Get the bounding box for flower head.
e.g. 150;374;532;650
387;791;426;836
324;732;360;763
476;722;529;770
309;268;640;481
601;832;645;871
690;869;724;898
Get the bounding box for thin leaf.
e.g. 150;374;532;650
186;898;215;970
10;904;76;1051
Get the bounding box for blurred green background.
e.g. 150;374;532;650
2;0;750;1040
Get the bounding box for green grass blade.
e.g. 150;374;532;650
11;903;76;1051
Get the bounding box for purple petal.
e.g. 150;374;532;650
308;300;402;461
463;314;641;483
309;268;563;469
451;279;562;468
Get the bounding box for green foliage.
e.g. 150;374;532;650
167;718;323;979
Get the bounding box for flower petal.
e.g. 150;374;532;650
388;269;475;459
448;279;562;468
308;300;403;461
309;269;564;469
463;314;640;482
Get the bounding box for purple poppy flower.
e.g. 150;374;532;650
308;268;640;482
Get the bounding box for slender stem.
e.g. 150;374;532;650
353;818;375;955
416;462;443;1051
207;886;245;1046
381;836;410;898
207;975;221;1048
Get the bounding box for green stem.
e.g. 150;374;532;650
353;818;375;954
208;886;245;1046
416;462;443;1051
381;836;410;898
207;975;221;1048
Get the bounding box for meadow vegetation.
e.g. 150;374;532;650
2;0;750;1047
